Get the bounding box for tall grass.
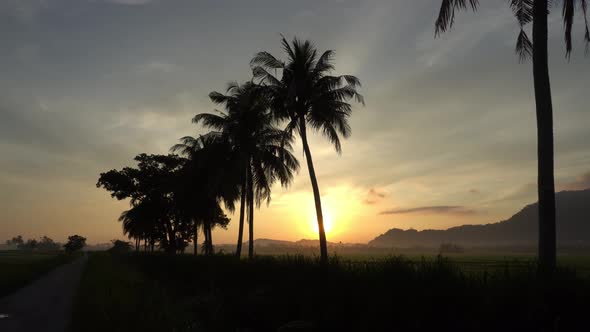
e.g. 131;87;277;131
73;253;590;331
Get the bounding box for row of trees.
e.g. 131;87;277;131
98;37;363;262
5;235;61;251
5;235;86;253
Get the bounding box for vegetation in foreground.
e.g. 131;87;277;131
0;251;77;297
73;252;589;332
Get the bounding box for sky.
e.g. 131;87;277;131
1;0;589;245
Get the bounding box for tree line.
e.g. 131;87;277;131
97;37;363;262
5;234;87;253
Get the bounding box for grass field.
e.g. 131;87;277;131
72;252;590;332
0;250;76;297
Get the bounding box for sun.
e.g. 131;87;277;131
311;207;335;235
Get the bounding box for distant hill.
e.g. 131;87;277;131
369;189;590;248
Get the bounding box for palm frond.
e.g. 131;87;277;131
582;0;590;54
208;91;234;105
510;0;533;26
280;35;296;62
563;0;575;57
252;66;283;86
516;29;533;62
193;113;228;130
435;0;479;36
250;51;284;69
313;50;335;75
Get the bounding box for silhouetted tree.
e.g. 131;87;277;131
38;236;61;251
191;82;299;259
97;154;190;253
109;239;133;253
251;36;364;262
434;0;589;271
64;235;86;253
18;239;38;250
118;199;163;252
172;134;238;255
5;235;23;247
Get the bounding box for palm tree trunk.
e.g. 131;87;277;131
236;172;247;258
299;118;329;263
198;226;199;256
533;0;556;272
204;223;212;255
203;225;208;255
247;165;255;259
165;220;176;254
207;225;215;255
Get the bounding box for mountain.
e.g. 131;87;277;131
369;189;590;248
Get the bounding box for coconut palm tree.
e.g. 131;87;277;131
119;199;162;251
434;0;589;271
250;36;364;263
193;82;299;258
172;134;238;255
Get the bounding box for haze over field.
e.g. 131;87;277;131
1;0;589;244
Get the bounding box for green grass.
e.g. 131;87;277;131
0;250;76;297
72;252;590;332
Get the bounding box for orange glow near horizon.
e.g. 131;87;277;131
310;206;335;235
285;185;364;240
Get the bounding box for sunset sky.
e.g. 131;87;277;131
1;0;589;245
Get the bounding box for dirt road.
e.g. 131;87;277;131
0;255;87;332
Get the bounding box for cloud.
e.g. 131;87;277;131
136;61;180;75
103;0;154;4
363;188;388;205
379;206;477;216
489;183;537;204
560;172;590;191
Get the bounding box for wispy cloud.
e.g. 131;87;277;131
103;0;154;5
136;61;180;75
560;171;590;191
364;187;388;205
379;206;477;216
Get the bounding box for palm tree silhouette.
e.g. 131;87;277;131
251;36;364;263
192;82;299;258
435;0;589;271
119;199;161;251
172;134;237;255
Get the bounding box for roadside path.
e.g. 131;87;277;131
0;255;88;332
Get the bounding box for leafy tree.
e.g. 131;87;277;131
17;239;38;250
64;235;86;253
251;36;364;262
190;82;299;258
38;236;61;251
434;0;589;270
108;239;133;253
98;154;187;253
5;235;23;246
